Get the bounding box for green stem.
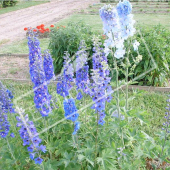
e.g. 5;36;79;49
125;65;128;111
114;59;120;119
6;137;17;165
94;113;99;167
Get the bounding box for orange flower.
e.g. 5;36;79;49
50;24;54;27
41;24;45;28
63;26;66;28
36;26;41;29
41;27;46;31
39;30;44;34
24;27;28;31
57;26;59;29
46;28;50;32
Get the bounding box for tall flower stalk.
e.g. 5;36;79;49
90;39;112;125
16;107;46;164
27;28;52;117
0;81;15;138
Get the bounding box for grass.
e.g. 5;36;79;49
0;38;49;54
0;1;48;15
1;12;170;54
2;80;168;135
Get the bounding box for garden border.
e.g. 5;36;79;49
1;54;170;92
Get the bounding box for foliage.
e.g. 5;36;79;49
0;81;169;169
131;25;170;86
108;24;170;87
1;0;17;8
1;1;170;169
48;21;98;74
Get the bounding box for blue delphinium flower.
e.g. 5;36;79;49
99;4;120;36
90;40;112;125
27;29;52;117
116;0;132;17
72;121;80;135
100;4;126;59
117;0;135;40
75;41;90;94
0;81;15;138
34;157;43;164
43;50;55;82
63;98;79;122
63;98;80;135
56;52;74;97
76;92;83;100
16;108;46;164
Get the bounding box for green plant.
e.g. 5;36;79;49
130;25;170;86
2;0;17;8
49;22;97;74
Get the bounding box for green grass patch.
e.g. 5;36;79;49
0;1;48;15
2;80;168;135
0;38;49;54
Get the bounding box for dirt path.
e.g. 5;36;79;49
0;0;98;43
0;0;99;80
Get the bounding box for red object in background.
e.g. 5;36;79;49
33;29;37;32
36;26;41;29
46;28;50;32
50;24;54;27
24;27;28;31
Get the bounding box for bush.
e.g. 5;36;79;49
1;0;17;8
49;22;100;74
107;25;170;87
128;25;170;86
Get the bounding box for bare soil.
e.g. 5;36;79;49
0;0;98;80
0;0;98;43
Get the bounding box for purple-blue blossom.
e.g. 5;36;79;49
57;52;74;97
63;98;79;122
16;108;46;164
27;29;52;117
90;41;112;125
116;0;132;17
75;41;90;94
0;81;15;138
43;50;55;82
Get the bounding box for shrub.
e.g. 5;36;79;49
48;22;99;74
1;0;17;8
129;25;170;86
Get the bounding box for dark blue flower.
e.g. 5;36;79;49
63;99;79;122
0;81;15;138
43;50;55;82
76;92;83;100
27;31;52;117
73;121;80;135
34;157;43;164
16;108;46;164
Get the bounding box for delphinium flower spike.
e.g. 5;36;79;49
43;49;55;83
75;40;90;98
100;4;125;59
0;81;15;138
90;39;112;125
27;28;52;117
63;98;80;135
116;0;136;40
57;52;74;97
16;107;46;164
